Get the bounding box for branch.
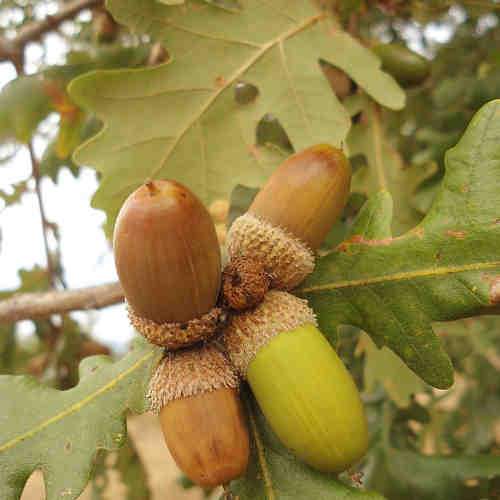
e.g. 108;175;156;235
0;282;124;323
0;0;103;64
27;142;58;287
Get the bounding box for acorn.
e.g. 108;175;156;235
114;180;249;486
113;180;223;349
148;344;249;488
226;145;351;292
372;43;431;87
224;291;368;473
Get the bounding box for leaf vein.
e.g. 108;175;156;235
0;350;155;454
300;261;500;294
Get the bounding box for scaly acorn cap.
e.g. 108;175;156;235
227;145;351;290
113;180;222;348
222;256;271;310
227;214;315;291
147;343;239;413
224;290;317;375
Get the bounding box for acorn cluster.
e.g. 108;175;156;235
113;145;368;488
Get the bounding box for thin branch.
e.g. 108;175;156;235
27;142;57;287
0;282;124;323
0;0;103;65
0;276;499;324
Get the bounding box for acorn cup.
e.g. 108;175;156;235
224;290;369;473
113;180;250;487
225;145;351;298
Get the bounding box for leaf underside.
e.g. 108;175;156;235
69;0;404;233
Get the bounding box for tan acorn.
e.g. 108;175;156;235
227;145;351;292
148;344;249;488
113;180;223;349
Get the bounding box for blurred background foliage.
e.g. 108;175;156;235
0;0;499;499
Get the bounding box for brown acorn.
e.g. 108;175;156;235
114;180;249;486
227;145;351;292
113;180;222;348
148;345;250;488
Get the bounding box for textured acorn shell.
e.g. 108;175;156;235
113;180;221;324
249;144;351;250
247;323;368;473
373;43;430;86
160;387;249;488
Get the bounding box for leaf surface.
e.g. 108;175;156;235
0;339;159;500
369;447;500;500
69;0;404;232
300;100;500;389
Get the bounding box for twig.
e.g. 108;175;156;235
27;142;57;287
0;0;103;65
0;282;124;323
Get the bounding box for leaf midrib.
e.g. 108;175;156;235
247;406;276;500
300;260;500;294
0;350;155;454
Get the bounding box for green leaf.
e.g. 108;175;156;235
17;265;51;293
0;47;148;145
40;115;102;182
368;447;500;500
361;334;424;408
0;181;29;209
69;0;404;233
228;395;386;499
300;100;500;389
348;101;434;235
0;75;52;143
0;339;159;500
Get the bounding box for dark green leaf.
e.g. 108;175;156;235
300;100;500;389
368;447;500;500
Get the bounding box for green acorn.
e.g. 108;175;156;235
373;43;431;87
224;291;368;473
